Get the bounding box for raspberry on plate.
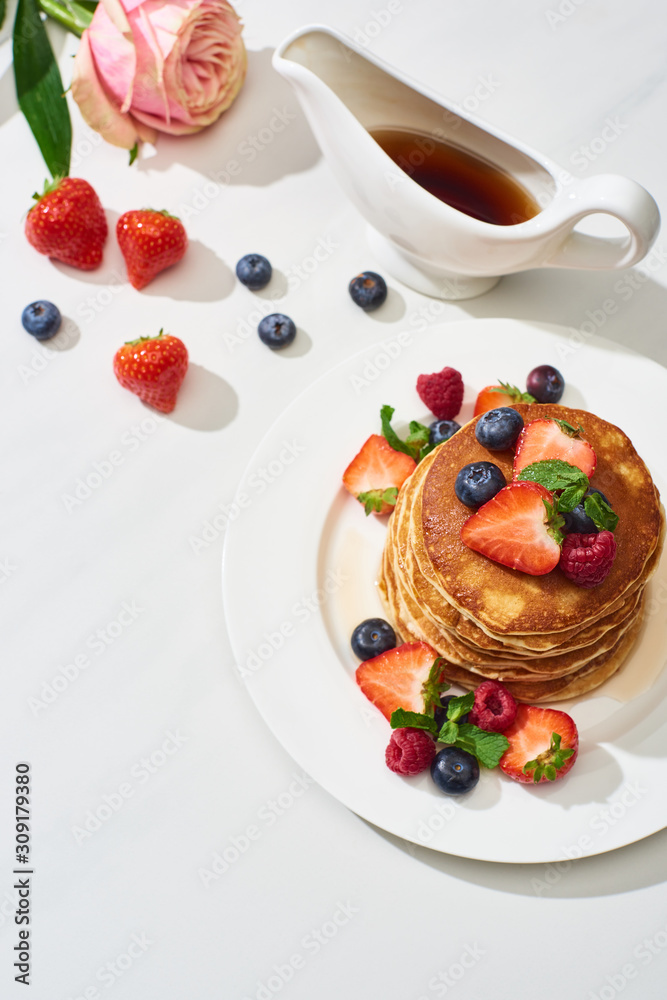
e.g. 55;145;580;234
468;680;517;732
560;531;616;588
385;728;436;775
416;366;464;421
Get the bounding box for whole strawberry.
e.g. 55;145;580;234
117;210;188;290
113;330;188;413
25;177;107;270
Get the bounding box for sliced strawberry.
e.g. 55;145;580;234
356;641;443;720
499;704;578;784
513;418;596;479
460;481;562;575
342;434;416;515
474;382;534;417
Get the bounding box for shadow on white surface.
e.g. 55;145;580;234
135;48;321;185
139;239;235;302
368;820;667;898
167;363;238;430
363;286;407;323
45;316;81;351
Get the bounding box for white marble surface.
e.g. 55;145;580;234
2;1;667;997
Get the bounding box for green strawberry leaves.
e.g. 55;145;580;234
420;657;450;716
519;459;618;532
522;731;575;782
357;487;398;516
390;687;509;769
380;405;433;463
490;380;535;404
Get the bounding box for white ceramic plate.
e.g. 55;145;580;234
222;319;667;863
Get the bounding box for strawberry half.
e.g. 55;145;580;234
25;177;107;270
474;381;534;417
460;481;562;575
342;434;416;515
513;418;596;479
117;209;188;290
356;641;444;721
113;330;188;413
499;704;578;783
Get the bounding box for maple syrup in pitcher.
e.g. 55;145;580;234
371;128;540;226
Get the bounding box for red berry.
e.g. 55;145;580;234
356;641;442;721
559;530;616;588
460;481;562;576
342;434;416;515
513;418;596;479
385;728;436;775
113;330;188;413
25;177;107;270
117;210;188;290
500;705;578;784
468;680;517;732
473;382;533;416
417;366;464;420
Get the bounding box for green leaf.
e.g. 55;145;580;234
14;0;71;177
446;691;474;723
558;483;588;513
542;498;565;547
128;142;139;166
518;459;589;495
584;493;619;533
0;0;6;29
357;487;397;515
390;708;438;735
491;381;536;404
437;720;459;745
554;419;584;438
380;406;432;463
455;724;509;768
420;657;449;715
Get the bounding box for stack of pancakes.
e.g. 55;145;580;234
379;403;664;702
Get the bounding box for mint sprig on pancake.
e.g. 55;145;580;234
518;458;618;530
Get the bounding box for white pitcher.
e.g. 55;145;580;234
273;26;660;300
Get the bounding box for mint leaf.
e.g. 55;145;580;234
543;498;565;546
390;708;438;735
357;487;397;515
380;406;433;463
437;720;459;745
558;482;588;513
421;658;450;716
446;691;475;723
518;459;588;494
455;724;509;768
584;493;619;532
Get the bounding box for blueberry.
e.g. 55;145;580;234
475;407;524;451
236;253;272;290
348;271;387;311
562;488;611;534
434;694;470;730
455;462;506;508
21;300;61;340
257;313;296;350
351;618;396;660
430;746;479;795
429;420;461;446
526;364;565;404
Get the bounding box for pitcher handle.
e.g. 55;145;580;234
544;175;660;270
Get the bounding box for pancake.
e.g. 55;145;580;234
377;401;663;703
420;403;662;636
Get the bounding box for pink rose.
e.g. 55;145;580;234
71;0;246;149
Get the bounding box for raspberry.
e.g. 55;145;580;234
560;531;616;588
468;680;517;732
416;367;464;421
385;728;436;775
